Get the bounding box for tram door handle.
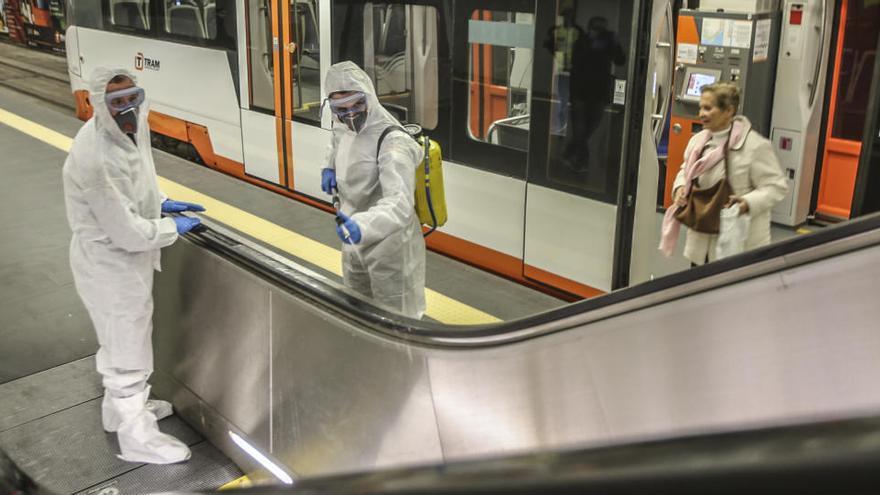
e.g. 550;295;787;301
651;114;664;121
656;41;671;49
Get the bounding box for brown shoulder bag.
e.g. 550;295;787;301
673;139;733;234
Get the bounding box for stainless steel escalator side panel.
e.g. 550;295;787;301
154;240;272;452
154;228;880;480
424;243;880;460
270;290;444;477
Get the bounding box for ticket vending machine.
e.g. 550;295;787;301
663;8;781;206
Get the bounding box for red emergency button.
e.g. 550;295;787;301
790;5;804;25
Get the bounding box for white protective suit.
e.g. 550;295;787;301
323;62;427;319
62;67;190;464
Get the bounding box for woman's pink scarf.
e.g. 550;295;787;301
658;121;744;257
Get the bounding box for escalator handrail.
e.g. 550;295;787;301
182;212;880;347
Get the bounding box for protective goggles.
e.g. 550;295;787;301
327;92;367;118
105;86;145;113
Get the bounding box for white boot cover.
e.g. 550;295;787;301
103;394;173;432
111;389;191;464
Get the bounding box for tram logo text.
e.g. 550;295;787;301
134;53;160;71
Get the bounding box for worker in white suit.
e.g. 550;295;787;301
62;67;203;464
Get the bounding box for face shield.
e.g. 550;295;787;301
328;91;368;133
105;86;145;135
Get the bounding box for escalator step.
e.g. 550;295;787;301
0;356;101;433
0;398;201;493
76;442;243;495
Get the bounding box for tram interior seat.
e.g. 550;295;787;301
166;0;207;39
110;0;149;30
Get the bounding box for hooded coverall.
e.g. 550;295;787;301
323;62;427;319
62;67;190;464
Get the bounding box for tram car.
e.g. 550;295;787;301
63;0;868;298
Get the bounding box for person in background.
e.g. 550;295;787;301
662;82;788;265
62;67;203;464
319;61;426;319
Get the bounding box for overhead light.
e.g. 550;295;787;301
229;431;295;485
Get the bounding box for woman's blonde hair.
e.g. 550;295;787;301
701;82;740;113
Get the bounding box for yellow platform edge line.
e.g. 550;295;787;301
0;107;500;325
0;107;73;151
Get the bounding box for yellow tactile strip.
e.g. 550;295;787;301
0;107;500;325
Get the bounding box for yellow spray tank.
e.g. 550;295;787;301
378;125;448;236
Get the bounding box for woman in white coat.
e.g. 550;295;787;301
667;82;788;265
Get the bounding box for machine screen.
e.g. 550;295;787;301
680;67;723;102
686;72;717;97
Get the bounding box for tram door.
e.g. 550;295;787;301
815;0;880;220
630;0;676;285
240;0;320;190
240;0;288;187
520;0;668;293
850;15;880;217
453;0;668;295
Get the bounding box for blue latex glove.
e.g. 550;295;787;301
173;216;202;235
321;168;337;195
162;199;206;213
335;212;362;245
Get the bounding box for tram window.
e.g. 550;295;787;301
163;0;215;40
539;3;629;203
332;2;439;130
106;0;151;31
246;0;274;112
467;10;534;152
70;0;104;29
291;0;321;123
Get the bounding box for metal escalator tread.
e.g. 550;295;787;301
0;398;201;494
76;442;243;495
0;356;102;433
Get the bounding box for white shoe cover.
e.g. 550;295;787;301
103;394;173;432
110;389;191;464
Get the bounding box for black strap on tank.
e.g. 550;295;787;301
376;125;409;161
376;125;439;237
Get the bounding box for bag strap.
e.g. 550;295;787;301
376;125;409;162
723;136;731;179
722;122;750;179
